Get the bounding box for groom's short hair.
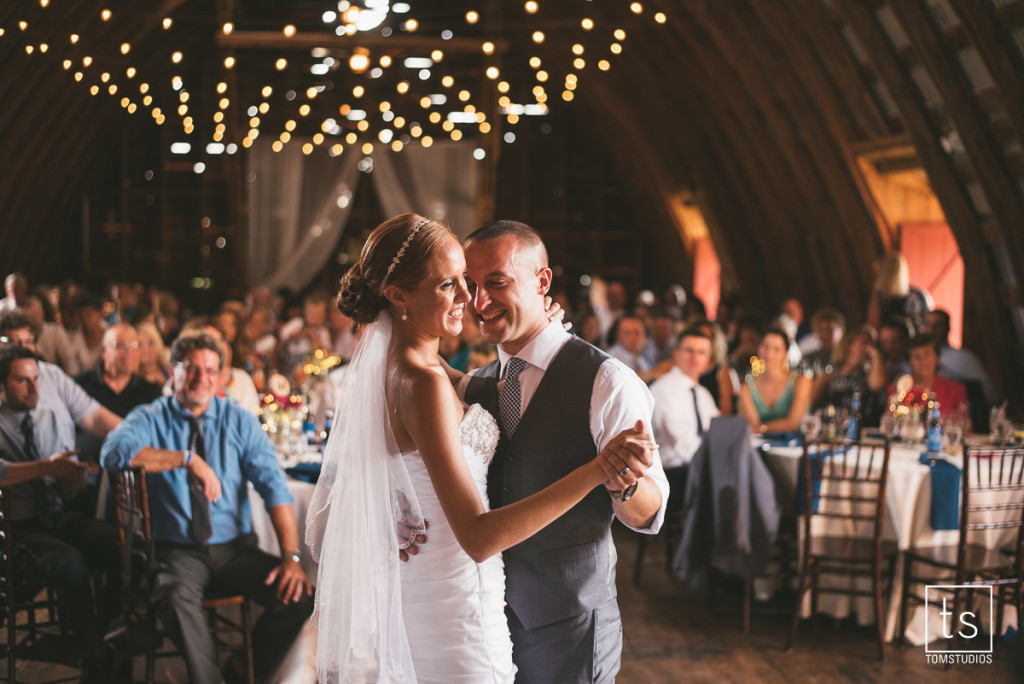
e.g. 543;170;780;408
466;220;548;270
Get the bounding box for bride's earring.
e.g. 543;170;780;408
402;308;408;321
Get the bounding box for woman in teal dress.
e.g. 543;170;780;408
738;327;812;434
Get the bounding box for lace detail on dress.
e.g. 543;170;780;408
460;404;500;466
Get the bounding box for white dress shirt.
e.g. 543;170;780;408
458;320;669;534
649;367;720;468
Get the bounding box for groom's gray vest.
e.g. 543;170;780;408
465;336;617;630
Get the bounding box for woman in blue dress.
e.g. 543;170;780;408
738;327;812;434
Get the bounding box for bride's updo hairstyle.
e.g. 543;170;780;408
337;212;454;324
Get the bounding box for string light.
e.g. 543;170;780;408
466;11;479;23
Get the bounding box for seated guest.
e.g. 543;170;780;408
68;294;108;374
608;313;654;382
571;310;602;347
878;317;912;383
75;324;163;464
101;333;314;684
695;319;739;415
650;328;720;483
738;328;812;434
811;326;887;420
923;309;998;407
780;297;811;343
645;310;677;366
137;321;172;385
180;318;260;416
0;272;28;312
728;314;763;378
278;291;332;378
76;324;162;417
798;308;844;375
23;295;79;374
889;334;969;419
0;347;120;684
0;310;121;449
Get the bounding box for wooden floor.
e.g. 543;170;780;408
5;528;1022;682
614;527;1021;683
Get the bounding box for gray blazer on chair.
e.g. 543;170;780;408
672;415;780;588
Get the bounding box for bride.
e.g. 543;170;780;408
306;214;649;683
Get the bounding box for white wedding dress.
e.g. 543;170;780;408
398;403;516;683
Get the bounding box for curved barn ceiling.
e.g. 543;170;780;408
1;0;1022;392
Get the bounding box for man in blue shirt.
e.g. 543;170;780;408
102;333;313;684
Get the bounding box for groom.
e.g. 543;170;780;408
459;220;669;683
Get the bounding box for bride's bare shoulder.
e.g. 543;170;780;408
390;353;452;402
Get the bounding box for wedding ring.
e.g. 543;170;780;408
617;467;630;477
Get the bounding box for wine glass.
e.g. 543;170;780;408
800;413;822;442
942;418;963;453
880;413;898;440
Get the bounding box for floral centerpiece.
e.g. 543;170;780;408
888;374;930;441
258;373;309;456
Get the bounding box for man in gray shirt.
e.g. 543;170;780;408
0;346;119;684
0;310;120;449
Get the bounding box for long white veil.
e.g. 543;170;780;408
306;312;425;683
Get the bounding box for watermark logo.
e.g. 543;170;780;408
924;585;994;665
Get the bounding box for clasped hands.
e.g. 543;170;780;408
596;420;657;494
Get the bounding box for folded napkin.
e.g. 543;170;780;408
794;445;840;515
919;453;960;531
285;461;321;484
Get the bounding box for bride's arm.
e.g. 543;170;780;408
401;370;606;563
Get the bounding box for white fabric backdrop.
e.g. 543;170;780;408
247;139;479;292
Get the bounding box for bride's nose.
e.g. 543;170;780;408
455;278;471;305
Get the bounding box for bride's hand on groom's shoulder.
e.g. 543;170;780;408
596;420;657;490
543;296;571;331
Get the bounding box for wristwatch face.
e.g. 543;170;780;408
620;482;639;502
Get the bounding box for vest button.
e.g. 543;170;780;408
502;486;511;495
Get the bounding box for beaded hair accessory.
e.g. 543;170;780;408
379;218;430;293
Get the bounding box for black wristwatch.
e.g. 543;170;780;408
610;481;639;503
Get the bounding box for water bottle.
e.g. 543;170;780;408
320;409;334;444
303;409;318;445
926;401;943;453
847;391;861;441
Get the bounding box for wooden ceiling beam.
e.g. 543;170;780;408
887;0;1024;289
947;0;1024;152
751;0;892;258
654;1;834;306
690;0;870;314
788;0;893;141
833;0;1016;395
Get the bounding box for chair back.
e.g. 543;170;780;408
109;467;155;568
0;486;14;627
799;439;892;550
959;445;1024;578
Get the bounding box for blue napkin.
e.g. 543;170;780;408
919;453;960;530
285;461;322;484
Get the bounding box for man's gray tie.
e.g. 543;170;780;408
19;413;63;528
499;357;527;437
185;414;213;545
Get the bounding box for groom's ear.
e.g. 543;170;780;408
382;284;408;309
536;267;552;295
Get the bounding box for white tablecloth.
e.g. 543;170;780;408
760;439;1017;644
250;478;318;684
